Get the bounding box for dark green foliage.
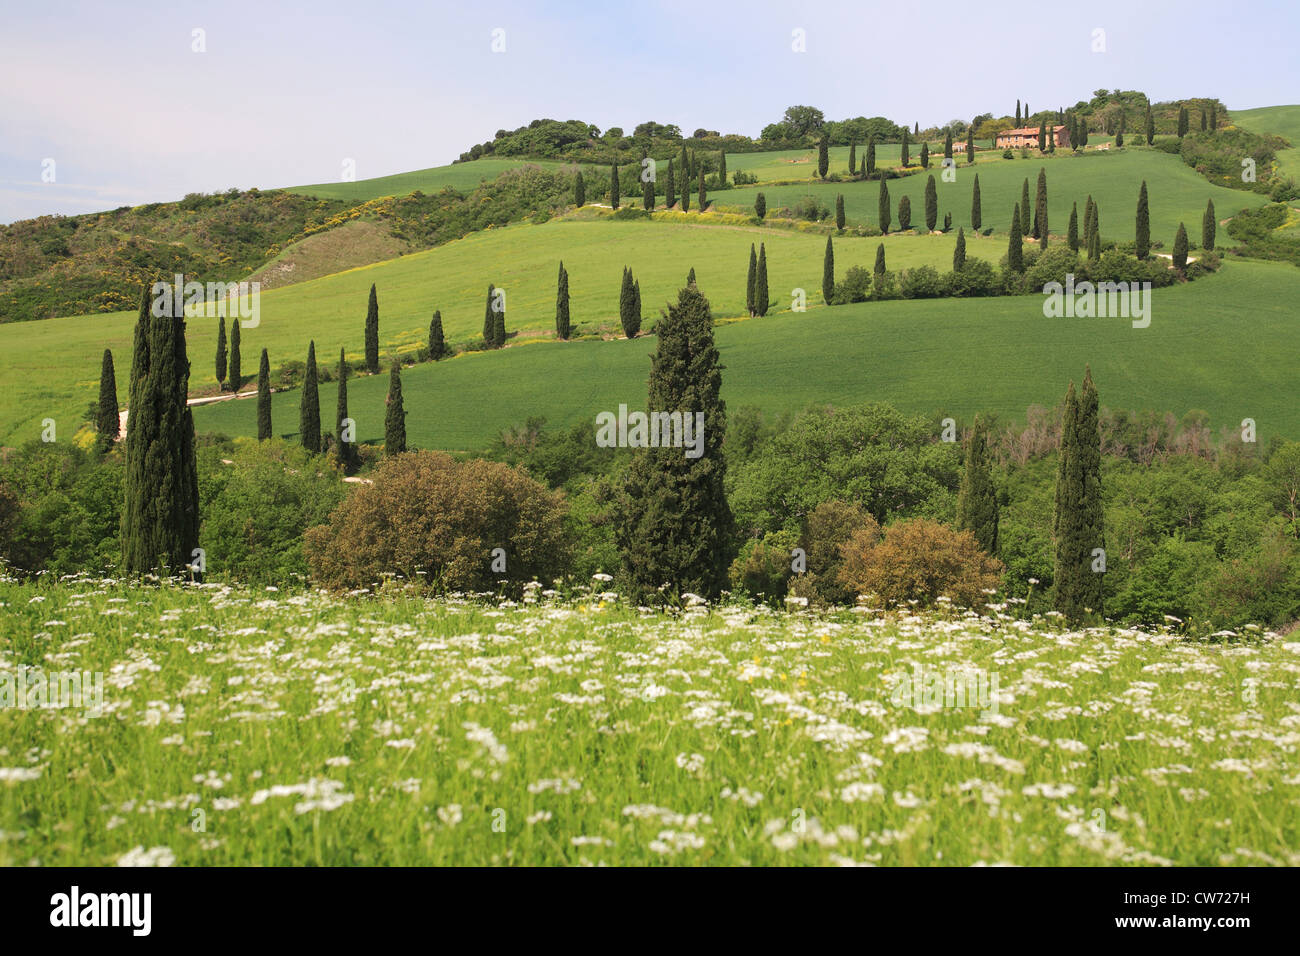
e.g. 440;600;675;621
429;309;446;359
924;175;937;232
1201;109;1207;132
335;347;354;468
755;192;766;219
574;171;586;207
835;194;846;231
755;244;769;317
121;277;200;576
697;167;706;211
484;284;495;344
1008;203;1024;272
971;174;982;231
1068;202;1079;252
746;245;757;315
666;157;676;208
817;135;829;178
610;162;620;210
1053;370;1105;620
1203;199;1216;251
1178;106;1189;138
384;362;406;455
944;130;953;160
1135;180;1150;259
866;136;877;178
493;304;506;348
956;416;998;555
257;348;271;440
822;236;834;305
1144;105;1155;146
878;180;891;233
1020;179;1031;234
228;318;241;391
1034;167;1048;248
1209;105;1217;131
365;283;379;374
718;151;727;185
1173;222;1189;270
848;140;856;175
215;316;227;386
898;195;912;231
642;168;654;211
555;263;570;340
1015;100;1021;125
873;243;886;279
679;158;690;212
901;127;910;167
299;340;321;454
1115;119;1125;149
953;227;966;271
619;267;641;337
95;348;119;453
617;283;733;601
920;142;929;170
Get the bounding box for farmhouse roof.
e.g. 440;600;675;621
1001;126;1066;136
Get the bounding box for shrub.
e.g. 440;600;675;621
942;257;1003;297
729;529;799;602
733;170;758;186
788;196;831;221
838;517;1003;608
792;500;878;606
831;266;873;304
304;450;569;592
899;265;944;299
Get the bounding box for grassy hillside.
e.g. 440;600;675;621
0;215;959;446
1232;104;1300;181
193;258;1300;451
285;158;566;201
718;148;1267;243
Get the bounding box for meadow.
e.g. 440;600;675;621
192;258;1300;451
1233;104;1300;182
283;157;566;201
1;577;1296;866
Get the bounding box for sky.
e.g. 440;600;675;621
0;0;1296;223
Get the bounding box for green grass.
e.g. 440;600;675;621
718;148;1268;244
1232;104;1300;182
3;578;1296;866
284;158;566;201
0;216;957;447
193;258;1300;451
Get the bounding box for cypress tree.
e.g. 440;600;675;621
898;195;912;231
215;315;227;387
1083;195;1095;247
817;135;829;178
697;167;706;211
617;283;733;601
1038;121;1046;151
95;348;119;453
1172;222;1189;271
610;162;620;210
718;151;727;184
493;304;506;348
1068;202;1079;252
1020;179;1031;234
920;141;930;170
1203;199;1216;251
620;267;641;337
1200;109;1207;132
924;175;937;232
121;276;200;576
1115;117;1124;149
555;263;571;340
633;279;641;332
1144;105;1155;145
429;309;445;359
1008;204;1024;272
228;318;241;391
956;415;998;555
966;125;975;164
484;284;495;344
822;236;835;304
1209;104;1217;132
300;340;320;453
848;140;856;175
1054;369;1105;619
873;243;886;280
746;245;757;315
835;193;846;231
1034;167;1048;247
1177;106;1189;138
574;171;586;207
1087;213;1101;262
686;267;696;286
971;173;982;232
1015;100;1021;125
944;129;953;160
666;157;676;208
755;243;769;317
879;180;891;233
335;347;353;469
365;283;379;374
679;160;690;212
901;127;910;167
257;348;271;440
643;169;655;211
1135;180;1150;259
384;362;406;455
755;192;766;220
953;227;966;271
866;136;877;178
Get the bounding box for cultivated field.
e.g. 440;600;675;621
2;578;1296;866
284;157;566;202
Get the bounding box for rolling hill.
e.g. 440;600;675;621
1232;104;1300;181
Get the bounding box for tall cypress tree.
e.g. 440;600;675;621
335;347;353;469
697;167;706;211
1034;167;1048;248
1144;105;1155;145
848;140;856;175
1200;109;1207;132
1015;100;1021;125
746;245;757;315
956;415;998;555
920;141;930;170
1068;202;1079;252
817;135;829;178
643;168;655;211
620;267;641;337
924;175;938;232
966;124;975;164
1209;104;1217;132
755;192;766;219
718;150;727;184
1087;210;1101;262
944;129;953;160
873;243;886;280
971;173;982;232
1083;195;1095;248
574;171;586;207
215;316;227;387
879;180;891;233
617;283;733;601
1177;106;1189;138
1007;203;1024;272
1019;179;1031;234
484;284;496;344
493;303;506;348
228;318;241;391
555;262;571;340
953;227;967;271
866;136;877;178
835;193;846;231
384;362;406;456
666;157;676;208
679;158;690;212
300;340;321;453
121;276;200;576
1172;222;1189;271
1203;199;1216;251
1056;369;1105;619
365;283;379;374
1135;180;1150;259
1038;121;1047;151
1115;116;1125;149
95;348;119;453
822;236;834;305
257;348;271;440
1078;367;1104;616
686;267;696;286
898;195;912;231
610;162;620;210
755;243;769;317
633;279;641;332
429;309;445;359
901;127;910;167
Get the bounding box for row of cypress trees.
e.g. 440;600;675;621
745;244;770;317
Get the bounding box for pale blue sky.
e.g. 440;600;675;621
0;0;1295;222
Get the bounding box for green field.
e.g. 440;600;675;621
0;217;957;447
719;148;1267;243
3;578;1296;866
1233;104;1300;181
285;157;566;201
193;258;1300;451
